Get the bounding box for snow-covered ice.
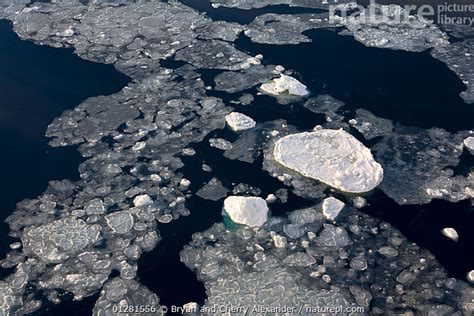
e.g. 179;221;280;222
225;112;256;132
260;74;309;97
441;228;459;242
273;129;384;193
322;197;345;221
223;196;269;227
133;194;153;207
464;136;474;153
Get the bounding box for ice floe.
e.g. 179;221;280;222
260;74;309;97
349;109;394;140
441;228;459;242
209;138;233;150
431;34;474;104
214;64;277;94
245;13;333;45
225;112;257;132
197;178;230;202
464;136;474;153
223;196;269;227
273;129;384;193
322;197;345;221
105;211;134;235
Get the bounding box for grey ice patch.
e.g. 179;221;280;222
174;40;252;70
373;126;472;204
0;281;22;315
197;178;230;201
22;217;101;264
283;252;316;266
85;198;106;215
316;224;352;247
214;65;278;94
245;13;334;45
223;129;263;163
196;21;245;42
105;211;134;234
350;109;394;140
209;138;233;150
431;39;474;104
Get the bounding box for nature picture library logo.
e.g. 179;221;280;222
329;0;474;26
438;2;474;25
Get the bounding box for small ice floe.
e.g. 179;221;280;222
225;112;256;132
133;194;153;207
468;270;474;283
378;246;398;257
9;242;21;250
265;194;277;204
463;136;474;154
132;141;146;151
158;214;173;224
270;231;287;248
441;227;459;242
223;196;269;227
350;256;368;271
322;197;345;221
260;74;309;97
353;196;367;208
209;138;233;150
179;178;191;191
273;129;383;193
197;178;230;201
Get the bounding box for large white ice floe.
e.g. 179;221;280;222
225;112;256;131
273;129;384;193
260;74;309;97
223;196;269;227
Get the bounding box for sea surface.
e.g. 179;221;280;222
0;1;473;315
0;19;130;314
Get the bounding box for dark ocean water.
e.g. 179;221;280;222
0;1;473;315
0;19;130;315
0;19;129;239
